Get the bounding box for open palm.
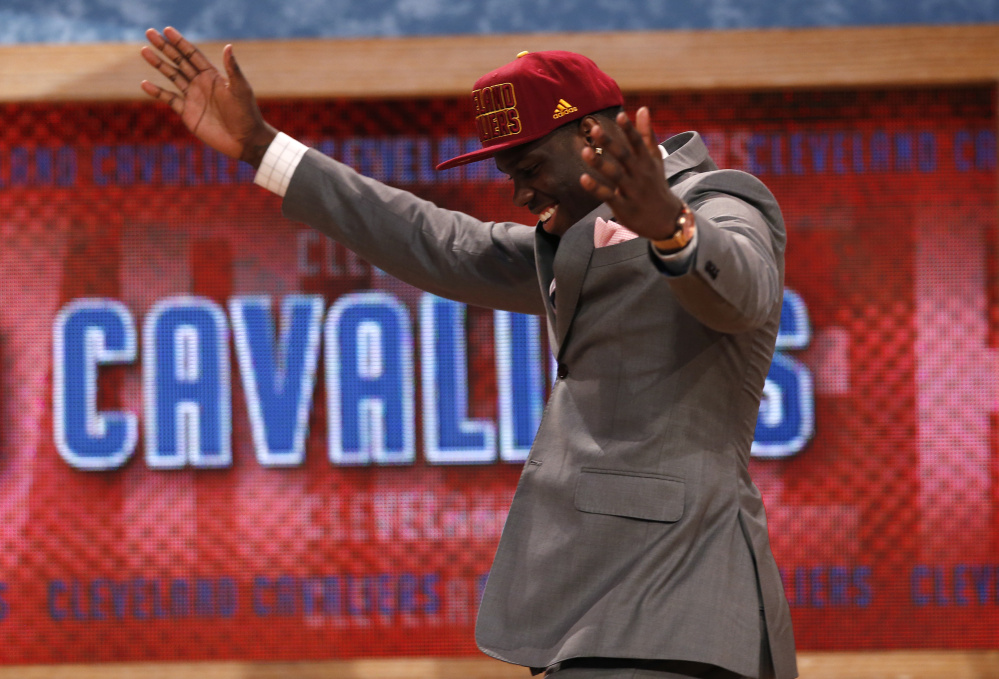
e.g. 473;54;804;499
140;27;275;165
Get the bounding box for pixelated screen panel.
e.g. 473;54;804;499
0;86;995;663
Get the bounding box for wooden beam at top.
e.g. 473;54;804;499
0;24;998;103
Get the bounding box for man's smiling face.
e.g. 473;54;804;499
494;121;602;237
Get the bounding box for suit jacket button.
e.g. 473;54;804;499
557;363;569;379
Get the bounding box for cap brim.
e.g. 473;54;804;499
435;144;505;171
435;129;549;171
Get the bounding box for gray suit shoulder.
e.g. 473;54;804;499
678;167;787;256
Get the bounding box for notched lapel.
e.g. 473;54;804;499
534;203;618;357
552;219;595;352
534;225;560;352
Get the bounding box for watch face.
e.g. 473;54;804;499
680;206;694;227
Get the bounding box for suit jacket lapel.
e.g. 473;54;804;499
552;218;594;353
539;202;616;355
535;225;560;351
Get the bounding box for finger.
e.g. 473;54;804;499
164;26;214;73
591;119;641;179
154;26;200;82
579;172;619;204
616;110;652;157
613;110;664;179
145;27;167;51
634;107;660;156
140;46;190;92
140;80;185;116
581;144;626;186
580;168;642;207
581;151;651;209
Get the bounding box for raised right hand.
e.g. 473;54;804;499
140;26;277;168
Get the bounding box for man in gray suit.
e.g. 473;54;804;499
141;27;796;679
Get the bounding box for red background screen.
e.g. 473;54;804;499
0;86;996;662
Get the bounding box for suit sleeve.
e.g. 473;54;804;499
658;169;786;334
282;148;545;316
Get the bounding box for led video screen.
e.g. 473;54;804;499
0;86;995;663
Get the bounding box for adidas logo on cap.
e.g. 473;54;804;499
553;98;578;119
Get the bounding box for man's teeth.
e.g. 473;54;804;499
539;206;557;223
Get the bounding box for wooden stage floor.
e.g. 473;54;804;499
1;653;998;679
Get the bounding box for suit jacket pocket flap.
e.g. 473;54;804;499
574;468;684;522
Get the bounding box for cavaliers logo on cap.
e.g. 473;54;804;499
472;82;523;144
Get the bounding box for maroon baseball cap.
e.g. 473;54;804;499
436;50;624;171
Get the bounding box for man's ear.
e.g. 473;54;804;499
578;115;600;146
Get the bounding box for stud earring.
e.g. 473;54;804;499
594;147;603;155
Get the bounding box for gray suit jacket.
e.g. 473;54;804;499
283;131;797;679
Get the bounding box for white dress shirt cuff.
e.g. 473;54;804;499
253;132;309;197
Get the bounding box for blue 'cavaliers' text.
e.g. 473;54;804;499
52;290;814;470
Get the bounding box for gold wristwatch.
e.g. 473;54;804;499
652;202;696;252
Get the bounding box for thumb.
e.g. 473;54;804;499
223;44;251;95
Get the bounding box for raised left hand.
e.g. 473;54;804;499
579;107;684;241
140;27;276;167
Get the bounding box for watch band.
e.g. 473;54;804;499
652;202;696;252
